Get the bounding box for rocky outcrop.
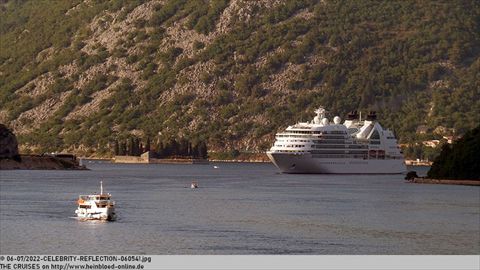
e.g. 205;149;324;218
0;124;86;170
0;124;19;160
0;155;87;170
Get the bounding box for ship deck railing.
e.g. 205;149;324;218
79;195;111;200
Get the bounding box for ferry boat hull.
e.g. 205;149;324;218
267;152;406;174
75;207;116;221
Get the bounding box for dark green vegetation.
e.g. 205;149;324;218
114;137;208;159
0;124;20;161
428;125;480;180
1;0;479;157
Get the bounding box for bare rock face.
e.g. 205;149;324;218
0;124;19;159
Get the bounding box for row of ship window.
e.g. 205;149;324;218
311;154;387;159
276;138;348;143
276;144;369;149
276;139;311;142
277;135;388;143
313;145;369;149
273;151;402;159
287;130;347;134
276;134;313;138
275;144;373;149
277;134;385;143
277;134;347;139
274;147;390;156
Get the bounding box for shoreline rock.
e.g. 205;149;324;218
0;155;88;170
407;177;480;186
1;124;87;170
0;123;20;160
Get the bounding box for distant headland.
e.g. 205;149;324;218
0;124;86;170
406;125;480;186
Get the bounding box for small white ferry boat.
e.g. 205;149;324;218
191;181;199;189
75;181;116;221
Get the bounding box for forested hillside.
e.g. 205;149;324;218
1;0;479;156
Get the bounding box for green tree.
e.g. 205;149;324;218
428;125;480;180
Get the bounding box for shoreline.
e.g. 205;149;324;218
83;158;272;164
80;153;272;164
0;155;88;170
408;178;480;186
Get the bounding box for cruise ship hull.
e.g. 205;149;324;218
267;152;406;174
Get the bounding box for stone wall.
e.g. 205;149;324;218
113;155;149;163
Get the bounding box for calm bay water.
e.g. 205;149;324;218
0;163;478;254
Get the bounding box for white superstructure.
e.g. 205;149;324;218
75;181;116;221
267;107;406;174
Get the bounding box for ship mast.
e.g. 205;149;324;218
314;107;326;119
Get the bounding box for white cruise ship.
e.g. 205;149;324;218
267;107;406;174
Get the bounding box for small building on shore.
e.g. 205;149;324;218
114;151;151;163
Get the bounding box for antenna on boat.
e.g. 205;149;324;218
100;181;103;195
314;107;326;118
